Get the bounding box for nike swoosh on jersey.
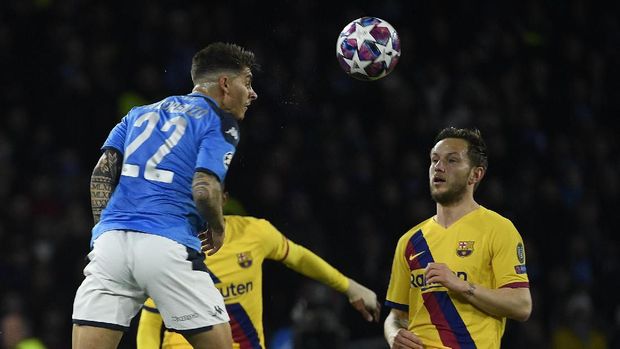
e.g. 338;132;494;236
409;251;425;261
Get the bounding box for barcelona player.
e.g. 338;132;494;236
384;127;532;349
72;43;258;349
137;193;381;349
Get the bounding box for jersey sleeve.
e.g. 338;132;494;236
259;220;349;293
385;235;410;311
491;220;530;289
195;116;237;182
137;298;163;349
281;241;349;293
102;115;129;154
252;218;289;261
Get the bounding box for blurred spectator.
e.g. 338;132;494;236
551;291;608;349
291;282;348;349
0;311;46;349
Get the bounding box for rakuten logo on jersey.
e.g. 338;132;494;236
410;271;468;292
218;281;253;299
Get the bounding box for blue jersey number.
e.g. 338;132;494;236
121;112;188;183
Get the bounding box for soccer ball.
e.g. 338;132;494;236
336;16;401;81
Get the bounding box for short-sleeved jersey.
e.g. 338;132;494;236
92;93;240;251
385;206;529;349
140;215;349;349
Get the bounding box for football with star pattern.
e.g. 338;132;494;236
336;16;401;81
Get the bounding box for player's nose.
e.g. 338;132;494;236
433;160;446;172
249;87;258;101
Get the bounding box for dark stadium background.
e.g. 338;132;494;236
1;0;619;348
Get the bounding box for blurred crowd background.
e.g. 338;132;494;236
1;0;619;348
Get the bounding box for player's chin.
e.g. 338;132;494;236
429;186;444;195
430;188;450;203
233;109;247;120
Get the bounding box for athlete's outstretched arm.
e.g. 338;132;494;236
282;241;380;322
192;171;225;255
90;149;122;224
425;262;532;321
384;309;424;349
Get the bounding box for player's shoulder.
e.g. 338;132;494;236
226;215;261;226
226;215;278;237
179;94;240;145
478;206;516;228
476;206;521;239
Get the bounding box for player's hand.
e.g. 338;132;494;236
346;278;381;322
199;227;225;256
424;262;468;293
391;329;424;349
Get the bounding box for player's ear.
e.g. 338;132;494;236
218;75;230;93
469;166;485;185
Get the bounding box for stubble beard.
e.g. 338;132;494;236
430;180;468;206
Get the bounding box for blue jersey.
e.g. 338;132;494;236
92;93;240;251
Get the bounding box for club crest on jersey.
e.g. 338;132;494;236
237;251;253;268
456;241;474;257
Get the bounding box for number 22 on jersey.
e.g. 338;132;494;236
122;112;187;183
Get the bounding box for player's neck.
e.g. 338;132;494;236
434;198;480;228
192;85;224;107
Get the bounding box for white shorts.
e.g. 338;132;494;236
72;230;229;333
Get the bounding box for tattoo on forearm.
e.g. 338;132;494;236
90;150;121;223
192;176;213;197
192;173;223;225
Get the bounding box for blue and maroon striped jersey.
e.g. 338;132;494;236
385;206;529;349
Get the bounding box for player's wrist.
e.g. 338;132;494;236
384;326;398;347
463;282;476;297
345;277;352;290
386;333;395;348
345;278;359;299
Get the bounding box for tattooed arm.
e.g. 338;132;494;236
90;149;122;224
192;171;225;255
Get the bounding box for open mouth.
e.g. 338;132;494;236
433;176;446;183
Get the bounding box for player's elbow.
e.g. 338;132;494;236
520;301;533;322
192;190;210;204
512;308;531;322
511;297;533;322
501;286;532;322
191;172;221;205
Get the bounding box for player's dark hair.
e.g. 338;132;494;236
434;127;488;170
191;42;259;84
